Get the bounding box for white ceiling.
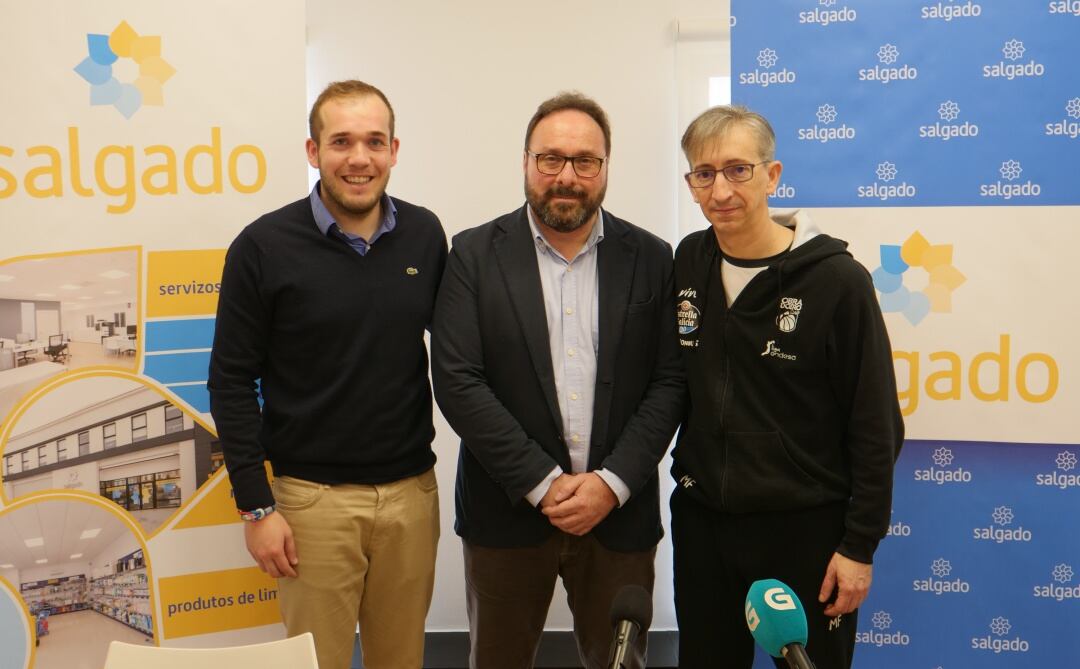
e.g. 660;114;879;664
0;250;138;308
0;499;130;572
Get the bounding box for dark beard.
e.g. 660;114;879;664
526;184;604;233
319;177;384;219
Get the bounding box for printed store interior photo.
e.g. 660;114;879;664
0;497;154;669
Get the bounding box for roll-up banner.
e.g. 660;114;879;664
0;2;306;666
732;1;1079;666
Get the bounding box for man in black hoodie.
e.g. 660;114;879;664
670;105;903;668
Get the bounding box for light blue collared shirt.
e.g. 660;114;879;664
309;182;397;255
523;206;631;507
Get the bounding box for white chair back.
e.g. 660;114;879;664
103;632;319;669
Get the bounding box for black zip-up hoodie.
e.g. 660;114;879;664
672;212;903;563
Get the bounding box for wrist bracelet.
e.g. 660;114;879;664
239;505;275;522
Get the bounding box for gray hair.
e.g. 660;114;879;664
525;91;612;155
681;105;776;164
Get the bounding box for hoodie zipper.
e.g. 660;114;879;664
713;254;784;511
698;239;733;511
718;317;730;510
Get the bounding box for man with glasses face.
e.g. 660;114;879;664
432;92;684;669
670;105;903;668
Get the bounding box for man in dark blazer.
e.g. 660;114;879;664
432;92;684;669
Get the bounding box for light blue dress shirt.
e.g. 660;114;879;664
524;207;631;508
309;182;397;255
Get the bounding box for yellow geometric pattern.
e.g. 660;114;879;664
74;20;176;119
873;231;966;325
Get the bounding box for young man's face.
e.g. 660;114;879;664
688;124;782;242
306;95;399;222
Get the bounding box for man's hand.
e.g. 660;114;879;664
818;552;872;617
541;473;617;536
244;511;299;578
539;473;586;509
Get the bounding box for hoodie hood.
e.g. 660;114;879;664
692;208;851;282
770;208;850;279
771;208;819;249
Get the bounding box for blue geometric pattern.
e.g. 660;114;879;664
73;20;175;119
871;231;965;326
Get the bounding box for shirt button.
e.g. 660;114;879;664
571;434;581;442
571;393;579;401
565;307;573;315
567;348;575;357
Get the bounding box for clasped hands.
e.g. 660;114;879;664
539;472;618;536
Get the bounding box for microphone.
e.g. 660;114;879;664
607;584;652;669
744;579;816;669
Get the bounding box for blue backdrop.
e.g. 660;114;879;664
731;1;1080;666
732;0;1080;208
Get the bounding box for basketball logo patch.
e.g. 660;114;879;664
776;296;802;333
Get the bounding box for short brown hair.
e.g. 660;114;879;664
525;92;612;155
309;80;395;144
681;105;775;165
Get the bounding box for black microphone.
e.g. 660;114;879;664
778;643;815;669
607;584;652;669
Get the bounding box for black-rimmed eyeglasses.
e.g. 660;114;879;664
684;161;771;188
528;152;607;178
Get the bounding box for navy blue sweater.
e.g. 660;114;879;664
209;195;447;511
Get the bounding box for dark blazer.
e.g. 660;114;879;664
431;206;685;552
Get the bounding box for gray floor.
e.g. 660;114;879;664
349;630;679;668
33;609;153;669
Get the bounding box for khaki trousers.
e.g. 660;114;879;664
273;469;439;669
463;532;655;669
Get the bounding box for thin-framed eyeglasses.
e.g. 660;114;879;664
528;152;607;178
684;161;771;188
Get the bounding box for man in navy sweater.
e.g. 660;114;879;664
209;80;446;669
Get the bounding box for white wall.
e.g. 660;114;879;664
0;567;19;587
6;472;54;499
91;528;141;577
306;0;726;632
64;301;136;343
6;385;157;450
19;560;91;584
